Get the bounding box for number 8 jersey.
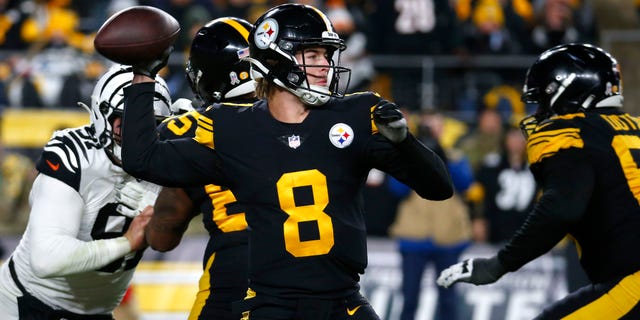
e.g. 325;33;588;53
122;85;453;299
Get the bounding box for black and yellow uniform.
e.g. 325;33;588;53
157;107;251;320
497;109;640;319
123;83;452;319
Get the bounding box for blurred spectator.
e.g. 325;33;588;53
527;0;596;53
327;4;374;93
21;0;94;53
154;0;212;52
461;0;525;55
472;125;537;244
389;109;473;320
364;0;462;109
481;83;527;126
158;0;212;100
455;107;504;172
455;0;534;51
0;0;33;50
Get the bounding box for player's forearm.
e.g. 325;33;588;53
32;236;131;278
122;83;221;187
121;83;161;179
497;159;591;271
395;134;454;200
147;188;194;251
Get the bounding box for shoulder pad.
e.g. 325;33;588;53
527;115;585;164
35;127;96;191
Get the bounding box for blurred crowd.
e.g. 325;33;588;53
0;0;611;116
0;1;615;318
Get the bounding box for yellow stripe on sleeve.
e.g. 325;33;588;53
194;115;214;149
527;128;584;164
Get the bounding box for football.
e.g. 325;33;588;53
94;6;180;65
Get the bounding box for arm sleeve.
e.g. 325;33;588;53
122;83;227;187
369;133;454;200
28;174;132;278
497;149;593;272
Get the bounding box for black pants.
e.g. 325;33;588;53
234;291;380;320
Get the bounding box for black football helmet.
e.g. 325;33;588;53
186;17;255;105
247;3;351;106
520;43;623;136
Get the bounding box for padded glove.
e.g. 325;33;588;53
132;46;173;78
436;256;507;288
115;177;162;218
372;99;408;143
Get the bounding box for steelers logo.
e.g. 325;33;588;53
329;123;354;149
255;18;278;50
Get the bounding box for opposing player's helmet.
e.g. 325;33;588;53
186;17;255;105
90;64;171;165
247;3;351;106
520;43;623;135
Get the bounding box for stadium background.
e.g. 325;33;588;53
0;0;638;319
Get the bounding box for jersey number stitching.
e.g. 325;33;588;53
612;135;640;205
277;170;334;257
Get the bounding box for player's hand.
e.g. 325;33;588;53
132;46;173;78
436;256;506;288
124;205;153;251
115;177;162;218
372;99;408;143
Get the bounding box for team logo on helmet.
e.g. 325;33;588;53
329;123;354;148
255;18;278;50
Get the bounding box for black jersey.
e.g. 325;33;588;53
498;109;640;283
122;83;452;298
157;109;249;253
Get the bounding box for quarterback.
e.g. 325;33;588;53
121;4;453;320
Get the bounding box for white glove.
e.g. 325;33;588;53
171;98;196;115
115;177;162;218
372;99;408;143
436;257;506;288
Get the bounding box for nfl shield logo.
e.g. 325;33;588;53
288;135;301;149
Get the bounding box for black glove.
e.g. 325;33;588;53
132;46;173;78
372;99;408;143
436;256;507;288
